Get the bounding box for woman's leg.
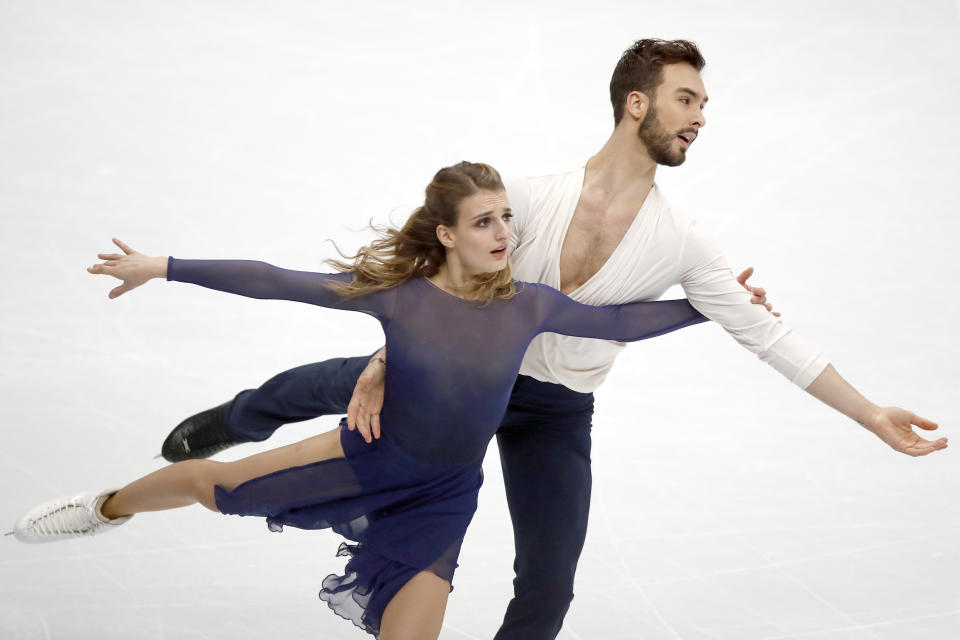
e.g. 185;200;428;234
101;426;345;518
379;570;451;640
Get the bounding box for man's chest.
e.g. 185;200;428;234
557;203;639;294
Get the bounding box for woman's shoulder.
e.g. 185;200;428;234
511;280;562;301
511;280;539;293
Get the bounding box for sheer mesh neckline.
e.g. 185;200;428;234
420;276;495;304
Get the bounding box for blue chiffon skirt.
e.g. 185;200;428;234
214;420;483;636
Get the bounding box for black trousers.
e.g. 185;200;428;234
225;356;594;640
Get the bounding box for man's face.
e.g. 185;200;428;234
637;62;708;167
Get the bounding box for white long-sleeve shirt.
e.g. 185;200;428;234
505;166;830;393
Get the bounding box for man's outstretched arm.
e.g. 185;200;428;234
678;223;945;457
805;365;946;456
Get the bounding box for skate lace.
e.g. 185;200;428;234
29;500;100;537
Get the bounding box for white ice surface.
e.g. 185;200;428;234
1;1;958;638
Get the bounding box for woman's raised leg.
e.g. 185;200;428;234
101;425;345;518
379;570;451;640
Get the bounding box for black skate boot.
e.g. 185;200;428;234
161;402;238;462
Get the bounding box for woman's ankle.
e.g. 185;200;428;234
98;492;130;520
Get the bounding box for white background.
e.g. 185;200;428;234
2;1;958;638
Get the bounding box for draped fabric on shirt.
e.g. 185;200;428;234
503;166;830;393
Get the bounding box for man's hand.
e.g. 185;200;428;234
347;349;386;443
87;238;167;299
865;407;947;457
737;267;781;317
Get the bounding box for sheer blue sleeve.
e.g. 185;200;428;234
531;283;708;342
166;257;395;321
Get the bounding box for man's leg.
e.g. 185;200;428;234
226;356;372;441
162;355;372;461
493;375;594;640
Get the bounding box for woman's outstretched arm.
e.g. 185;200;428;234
532;282;709;343
88;238;394;318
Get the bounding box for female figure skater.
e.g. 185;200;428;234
11;162;708;638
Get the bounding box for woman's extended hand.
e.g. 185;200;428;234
87;238;168;299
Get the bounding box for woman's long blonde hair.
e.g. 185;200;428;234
326;161;515;303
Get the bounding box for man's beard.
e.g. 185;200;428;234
638;102;687;167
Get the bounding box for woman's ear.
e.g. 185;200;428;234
436;225;456;249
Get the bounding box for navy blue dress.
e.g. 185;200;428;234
167;258;708;636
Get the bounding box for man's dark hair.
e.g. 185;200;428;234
610;39;706;124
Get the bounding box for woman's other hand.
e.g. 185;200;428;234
87;238;168;299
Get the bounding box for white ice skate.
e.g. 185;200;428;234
8;489;132;543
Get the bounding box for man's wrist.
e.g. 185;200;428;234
858;403;883;431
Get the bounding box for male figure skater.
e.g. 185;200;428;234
154;39;946;639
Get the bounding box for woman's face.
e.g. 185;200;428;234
439;189;512;275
